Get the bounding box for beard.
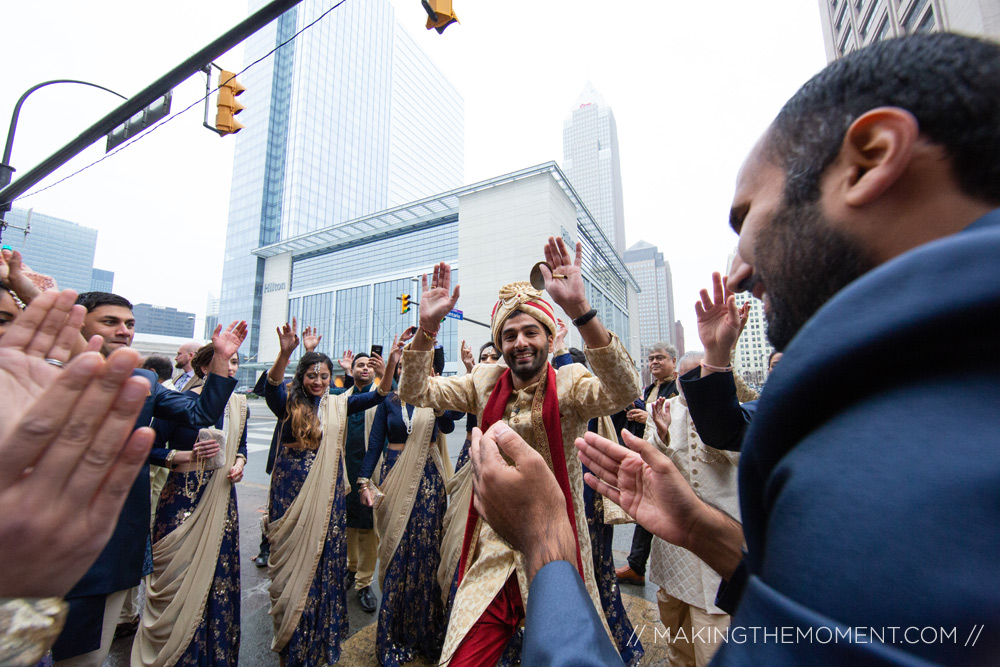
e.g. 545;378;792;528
505;344;549;383
756;197;877;351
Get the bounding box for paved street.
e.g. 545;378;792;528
108;404;655;666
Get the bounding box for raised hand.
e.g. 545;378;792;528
695;272;742;368
540;237;588;319
419;262;460;332
0;249;43;305
276;318;300;357
651;397;671;443
460;340;474;373
211;320;248;377
554;318;568;350
0;346;154;597
338;350;354;373
302;326;322;353
369;352;386;379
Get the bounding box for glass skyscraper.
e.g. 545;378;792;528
562;83;627;255
2;208;98;293
219;0;464;364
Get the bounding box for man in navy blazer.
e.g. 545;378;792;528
52;292;245;666
479;33;1000;666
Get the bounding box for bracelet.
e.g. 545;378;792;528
166;450;177;468
266;375;283;386
357;478;370;489
571;308;598;328
376;385;388;396
419;326;438;341
234;454;247;465
701;361;734;373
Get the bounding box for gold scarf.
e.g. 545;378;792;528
132;393;246;667
263;393;349;652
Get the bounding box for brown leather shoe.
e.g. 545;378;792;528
615;565;645;586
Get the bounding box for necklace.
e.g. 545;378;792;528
401;401;413;435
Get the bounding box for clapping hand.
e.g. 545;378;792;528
0;292;154;597
650;397;671;443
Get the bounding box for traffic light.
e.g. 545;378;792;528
216;70;246;136
401;293;410;314
422;0;458;34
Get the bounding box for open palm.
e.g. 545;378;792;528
577;430;702;550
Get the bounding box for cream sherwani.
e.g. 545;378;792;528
398;334;641;662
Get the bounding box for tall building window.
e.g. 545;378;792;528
901;0;929;33
915;6;935;32
860;3;879;37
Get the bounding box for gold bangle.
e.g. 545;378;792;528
419;326;438;341
266;374;283;386
376;385;388;396
234;454;247;465
166;450;177;468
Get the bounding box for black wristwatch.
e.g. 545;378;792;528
572;308;598;328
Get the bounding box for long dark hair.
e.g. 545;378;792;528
284;351;334;450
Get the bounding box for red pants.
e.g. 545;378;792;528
449;574;525;667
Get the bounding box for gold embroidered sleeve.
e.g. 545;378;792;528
0;597;67;666
398;347;479;414
574;333;642;420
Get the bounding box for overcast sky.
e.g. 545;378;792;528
1;0;827;349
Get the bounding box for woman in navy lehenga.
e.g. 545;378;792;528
263;320;402;666
132;342;249;667
359;347;457;667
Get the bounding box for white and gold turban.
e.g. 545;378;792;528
490;282;557;345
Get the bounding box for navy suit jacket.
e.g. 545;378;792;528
679;368;757;453
66;369;236;598
522;561;626;666
712;211;1000;665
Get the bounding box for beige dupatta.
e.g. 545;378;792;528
373;404;442;586
131;394;247;667
437;462;473;605
263;393;349;652
596;415;633;525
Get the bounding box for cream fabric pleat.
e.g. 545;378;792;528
131;394;247;667
436;462;473;605
596;415;633;525
373;405;436;587
263;393;349;652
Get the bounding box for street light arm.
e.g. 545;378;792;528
2;80;127;172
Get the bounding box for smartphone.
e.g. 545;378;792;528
370;344;383;358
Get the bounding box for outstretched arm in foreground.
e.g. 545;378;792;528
576;429;744;579
470;423;625;667
0;292;154;598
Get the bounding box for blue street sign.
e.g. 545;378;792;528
445;309;463;321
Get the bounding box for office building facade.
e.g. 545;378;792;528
2;208;97;293
218;0;464;369
249;162;640;379
562;83;627;255
90;268;115;293
818;0;1000;61
133;303;196;338
624;240;675;383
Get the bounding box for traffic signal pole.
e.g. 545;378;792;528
0;0;304;239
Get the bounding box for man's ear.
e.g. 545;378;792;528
833;107;920;207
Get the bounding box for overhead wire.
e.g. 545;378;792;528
15;0;350;202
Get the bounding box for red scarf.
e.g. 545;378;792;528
457;363;585;583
